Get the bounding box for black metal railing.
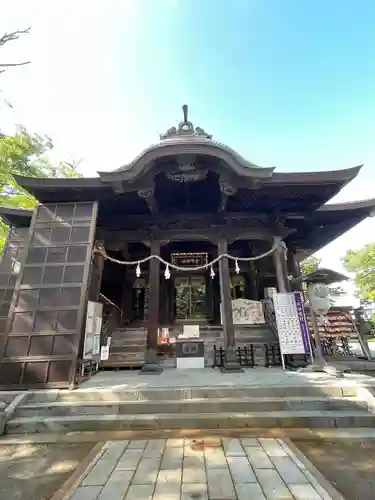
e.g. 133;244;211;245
264;344;282;367
322;337;356;357
212;345;256;368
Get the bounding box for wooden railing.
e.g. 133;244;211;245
262;299;278;338
99;293;121;345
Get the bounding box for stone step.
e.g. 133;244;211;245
6;410;375;434
26;384;362;403
14;396;371;418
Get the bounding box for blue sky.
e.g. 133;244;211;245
1;0;375;299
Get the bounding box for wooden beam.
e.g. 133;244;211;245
137;185;158;216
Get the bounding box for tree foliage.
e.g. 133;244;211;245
300;256;320;275
343;243;375;301
0;128;82;251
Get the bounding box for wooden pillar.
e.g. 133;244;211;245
288;248;302;292
218;238;242;371
121;272;133;325
141;240;162;373
246;244;259;300
88;249;104;302
273;241;290;293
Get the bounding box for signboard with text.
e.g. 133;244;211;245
273;292;311;356
171;252;208;268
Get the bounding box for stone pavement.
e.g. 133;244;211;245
79;367;373;391
66;437;334;500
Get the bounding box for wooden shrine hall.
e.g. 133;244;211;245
0;105;374;389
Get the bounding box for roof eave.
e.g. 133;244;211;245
12;175;103;190
317;197;375;213
270;165;363;185
0;206;33;227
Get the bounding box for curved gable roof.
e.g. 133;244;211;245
98;137;275;183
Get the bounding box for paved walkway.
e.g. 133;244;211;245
79;366;373;391
66;438;334;500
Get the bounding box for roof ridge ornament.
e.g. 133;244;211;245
160;104;213;140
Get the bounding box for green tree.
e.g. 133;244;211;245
368;313;375;336
0;127;82;251
300;256;321;275
343;243;375;301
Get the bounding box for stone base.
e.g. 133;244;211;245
299;362;346;378
140;350;162;375
220;349;243;373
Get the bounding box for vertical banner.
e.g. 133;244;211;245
293;292;311;355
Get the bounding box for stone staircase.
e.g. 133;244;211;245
6;383;375;435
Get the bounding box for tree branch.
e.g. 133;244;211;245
0;28;31;48
0;28;31;73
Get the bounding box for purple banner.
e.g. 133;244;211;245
293;292;310;354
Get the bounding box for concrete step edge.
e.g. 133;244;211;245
9;409;375;424
17;396;366;409
32;383;375;396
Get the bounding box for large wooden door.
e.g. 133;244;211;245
174;275;207;322
0;202;97;389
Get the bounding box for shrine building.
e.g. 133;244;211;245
0;105;374;389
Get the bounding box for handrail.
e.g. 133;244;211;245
99;294;121;345
262;298;278;338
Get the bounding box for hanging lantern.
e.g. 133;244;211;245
210;265;215;279
136;263;141;277
164;264;171;280
235;259;240;274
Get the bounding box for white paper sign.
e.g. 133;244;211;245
93;335;100;356
273;293;306;355
181;325;200;338
100;345;109;360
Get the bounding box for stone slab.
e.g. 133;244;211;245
204;447;228;469
244;445;274;469
143;439;165;458
235;483;267;500
289;484;323;500
207;468;236;499
116;449;143;470
183;465;206;484
81;459;117;486
227;456;257;483
153;481;181;500
131;458;160;485
181;483;208;500
259;437;288;457
222;438;246;456
124;484;154;500
71;486;103;500
271;456;309;484
255;469;294;500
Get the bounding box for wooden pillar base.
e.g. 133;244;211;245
220;347;243;373
140;349;162;374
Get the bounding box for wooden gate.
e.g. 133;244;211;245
0;202;97;389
